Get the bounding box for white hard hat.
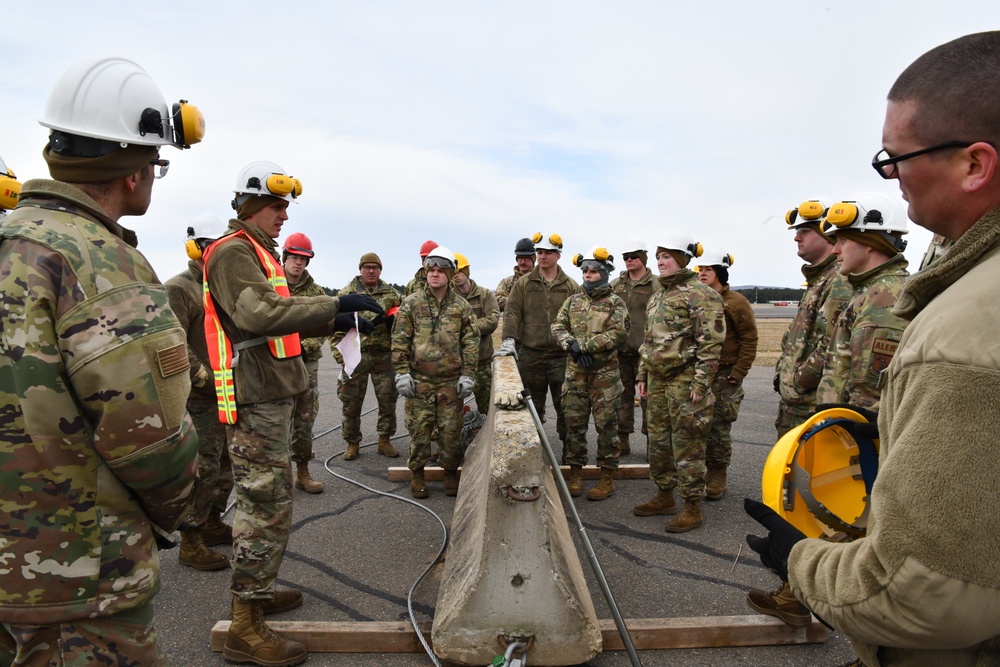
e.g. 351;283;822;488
825;191;909;251
424;245;457;271
40;56;205;153
233;161;302;205
187;211;228;241
0;154;20;210
571;245;615;271
532;231;564;251
785;199;831;230
698;248;734;268
656;229;703;258
621;237;647;254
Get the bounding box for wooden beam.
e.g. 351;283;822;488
387;463;651;482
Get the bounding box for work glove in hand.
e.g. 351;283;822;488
357;317;375;335
395;373;416;398
567;340;583;362
372;312;395;329
338;293;384;315
333;314;355;332
578;352;594;368
456;375;475;399
495;391;525;410
744;498;807;581
494;337;518;360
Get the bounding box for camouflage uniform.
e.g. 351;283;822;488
919;233;953;271
0;180;198;657
405;266;427;296
817;254;910;409
502;264;582;444
165;260;236;529
706;286;758;468
330;275;402;444
639;270;725;500
611;267;659;443
494;267;522;312
551;286;629;469
392;285;478;472
774;254;852;437
289;269;328;463
457;278;500;414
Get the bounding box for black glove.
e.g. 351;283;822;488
357;317;375;335
568;340;583;363
744;498;806;581
333;314;355;332
372;313;396;329
337;293;384;315
578;353;594;368
773;375;780;393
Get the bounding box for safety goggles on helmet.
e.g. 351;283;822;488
571;246;614;270
425;255;455;271
532;232;563;251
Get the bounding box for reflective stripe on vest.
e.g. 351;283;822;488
202;230;303;424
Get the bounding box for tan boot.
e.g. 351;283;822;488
618;433;631;456
443;470;460;497
567;466;583;497
633;488;677;516
262;588;304;615
411;469;429;498
343;441;360;461
746;581;812;626
377;435;400;458
294;462;324;494
705;466;727;500
223;596;307;666
178;530;229;571
665;499;703;533
587;469;616;501
202;514;233;548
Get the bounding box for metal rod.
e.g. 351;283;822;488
520;389;643;667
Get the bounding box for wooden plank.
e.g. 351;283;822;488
210;615;826;652
387;463;651;482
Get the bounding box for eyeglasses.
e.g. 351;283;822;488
622;253;642;261
149;158;170;179
361;264;380;271
871;141;973;179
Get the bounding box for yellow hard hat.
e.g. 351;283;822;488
453;251;470;272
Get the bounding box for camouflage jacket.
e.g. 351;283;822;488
330;276;402;364
204;219;340;403
611;267;658;355
165;260;214;399
817;254;910;409
775;254;852;407
551;285;629;373
392;285;479;383
494;267;523;312
0;179;199;624
638;269;725;396
719;285;758;382
288;269;328;363
457;279;500;361
501;265;582;353
405;266;427;296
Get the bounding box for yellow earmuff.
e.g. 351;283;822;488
798;200;826;221
571;253;584;267
172;100;205;148
725;253;735;267
826;202;860;228
691;242;704;258
549;233;563;247
266;173;303;198
593;246;610;261
532;231;543;244
0;172;20;210
785;208;798;226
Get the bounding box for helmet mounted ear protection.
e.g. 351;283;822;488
532;231;563;251
231;161;303;210
0;162;20;210
826;196;909;252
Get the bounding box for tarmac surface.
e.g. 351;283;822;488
155;332;856;666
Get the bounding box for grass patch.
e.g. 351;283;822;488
754;318;791;367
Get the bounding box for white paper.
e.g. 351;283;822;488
335;313;362;378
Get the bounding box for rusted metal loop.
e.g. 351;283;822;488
496;634;536;656
506;485;540;502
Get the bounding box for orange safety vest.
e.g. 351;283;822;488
202;230;302;424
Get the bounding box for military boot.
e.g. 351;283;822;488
294;462;324;494
444;470;460;497
665;499;703;533
617;433;631;456
633;488;677;516
223;596;307;666
343;441;360;461
567;466;583;497
705;466;727;500
263;588;304;615
587;469;616;501
178;530;229;571
202;514;233;547
411;470;429;499
377;435;400;458
746;581;812;626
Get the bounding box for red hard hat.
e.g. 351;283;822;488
419;239;438;257
283;232;314;258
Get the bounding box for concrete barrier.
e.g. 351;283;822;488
431;356;602;666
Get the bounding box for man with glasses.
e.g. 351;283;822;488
495;237;536;312
747;32;1000;665
331;252;403;461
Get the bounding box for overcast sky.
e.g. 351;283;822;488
2;2;996;291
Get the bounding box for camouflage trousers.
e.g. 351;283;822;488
616;353;647;438
775;398;813;440
471;356;493;417
405;379;463;472
187;393;235;528
705;367;746;468
516;346;568;442
228;398;294;600
0;602;166;666
338;354;397;444
646;370;715;500
291;360;320;463
562;366;623;469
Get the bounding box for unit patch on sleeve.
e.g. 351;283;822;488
869;337;899;375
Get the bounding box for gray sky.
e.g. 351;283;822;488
2;2;996;291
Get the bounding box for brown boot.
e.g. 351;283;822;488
377;435;400;458
633;488;677;516
705;466;727;500
567;466;583;497
178;530;229;571
202;514;233;547
665;499;703;533
294;462;324;494
586;469;616;501
618;434;631;456
223;597;307;666
746;581;812;626
444;470;459;497
262;588;304;615
343;441;360;461
411;469;429;498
